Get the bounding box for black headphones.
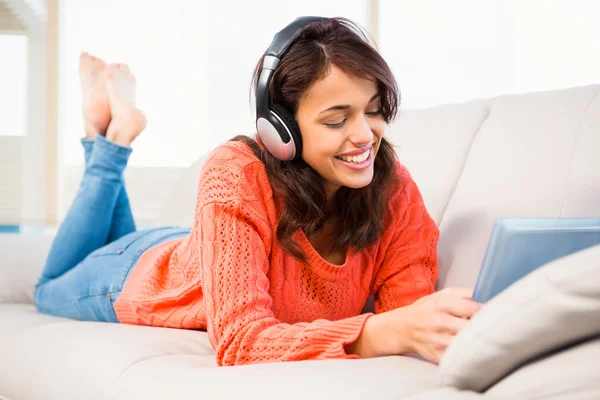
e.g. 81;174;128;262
255;16;329;161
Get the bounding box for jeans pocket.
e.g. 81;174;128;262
88;229;155;258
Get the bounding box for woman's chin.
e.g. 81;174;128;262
340;171;374;189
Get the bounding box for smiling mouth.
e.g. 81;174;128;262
334;147;372;164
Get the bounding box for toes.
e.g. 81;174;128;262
104;64;120;89
93;55;106;68
105;74;116;97
116;63;132;74
106;63;124;77
104;66;113;80
111;63;136;82
80;52;107;73
105;63;118;77
104;62;137;107
79;52;90;69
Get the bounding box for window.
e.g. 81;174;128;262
0;35;28;136
0;35;28;224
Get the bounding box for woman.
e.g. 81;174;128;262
35;17;481;366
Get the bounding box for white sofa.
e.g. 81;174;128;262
1;84;599;399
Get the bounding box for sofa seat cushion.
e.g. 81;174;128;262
0;304;440;400
112;353;440;400
0;304;216;400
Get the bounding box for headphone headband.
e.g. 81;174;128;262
267;16;328;58
256;16;328;161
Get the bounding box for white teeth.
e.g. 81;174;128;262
338;149;369;164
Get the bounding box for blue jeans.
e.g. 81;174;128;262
34;135;190;322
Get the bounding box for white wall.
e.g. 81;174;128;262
59;0;210;169
205;0;370;151
379;0;600;109
59;0;370;169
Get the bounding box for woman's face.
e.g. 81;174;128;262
296;65;386;201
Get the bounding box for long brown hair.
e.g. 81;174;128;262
232;17;401;264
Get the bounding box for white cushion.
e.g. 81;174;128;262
561;88;600;217
486;337;600;400
387;100;491;226
439;243;600;392
154;153;208;227
0;233;54;304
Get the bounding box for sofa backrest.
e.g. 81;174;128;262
387;84;600;290
158;84;600;292
156;154;208;228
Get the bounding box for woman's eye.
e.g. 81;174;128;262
324;109;381;129
366;109;383;116
325;119;346;129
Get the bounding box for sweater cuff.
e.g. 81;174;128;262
313;313;374;359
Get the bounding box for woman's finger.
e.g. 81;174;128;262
442;297;481;318
443;287;474;299
430;334;453;364
432;333;454;350
435;314;469;335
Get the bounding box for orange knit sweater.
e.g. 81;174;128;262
114;140;439;366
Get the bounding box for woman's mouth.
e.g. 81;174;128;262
334;147;373;170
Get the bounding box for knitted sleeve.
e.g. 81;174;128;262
372;165;440;314
197;149;371;366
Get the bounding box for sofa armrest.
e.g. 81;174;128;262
0;232;55;304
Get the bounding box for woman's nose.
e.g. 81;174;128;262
349;116;374;145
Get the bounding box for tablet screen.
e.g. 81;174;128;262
473;218;600;303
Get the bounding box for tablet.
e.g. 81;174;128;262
472;218;600;303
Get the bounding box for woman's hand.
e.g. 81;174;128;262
394;287;481;364
345;288;481;363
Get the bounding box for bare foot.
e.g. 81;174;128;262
79;52;111;139
104;63;147;147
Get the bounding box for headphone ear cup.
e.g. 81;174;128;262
270;103;303;158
